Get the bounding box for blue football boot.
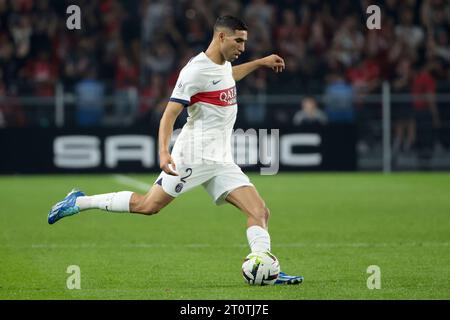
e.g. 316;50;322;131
274;271;304;285
48;189;85;224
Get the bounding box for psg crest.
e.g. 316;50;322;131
175;183;184;193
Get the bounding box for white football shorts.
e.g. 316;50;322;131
154;161;254;205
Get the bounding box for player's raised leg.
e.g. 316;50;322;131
48;184;174;224
129;184;175;215
226;186;303;285
226;186;271;253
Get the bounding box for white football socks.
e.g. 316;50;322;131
246;225;271;253
75;191;133;212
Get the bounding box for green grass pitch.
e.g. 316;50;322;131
0;173;449;299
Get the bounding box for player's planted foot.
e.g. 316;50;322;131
48;189;85;224
274;271;304;285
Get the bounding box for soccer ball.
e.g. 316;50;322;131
242;251;280;286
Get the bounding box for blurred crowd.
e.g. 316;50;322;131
0;0;449;139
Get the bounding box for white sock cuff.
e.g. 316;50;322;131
246;225;271;253
110;191;133;212
247;225;269;236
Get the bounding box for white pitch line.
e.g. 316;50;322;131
113;174;151;192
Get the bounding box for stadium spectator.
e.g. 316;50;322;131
24;49;57;127
391;58;415;156
323;70;354;123
184;17;210;53
114;51;139;126
292;96;327;126
244;17;272;58
244;0;274;37
144;41;176;76
8;14;32;61
276;9;304;64
138;72;168;128
330;15;364;68
142;0;171;45
74;68;105;127
395;7;425;56
240;68;268;126
433;57;450;149
412;59;442;164
0;32;19;90
346;34;384;153
0;79;26;127
27;50;56;97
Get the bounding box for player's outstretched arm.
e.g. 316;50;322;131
232;54;285;81
158;101;184;176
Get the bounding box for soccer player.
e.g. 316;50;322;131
48;16;303;285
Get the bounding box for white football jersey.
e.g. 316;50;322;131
169;52;237;164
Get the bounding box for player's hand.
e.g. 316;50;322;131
159;151;178;176
261;54;285;73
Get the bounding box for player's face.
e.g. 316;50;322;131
220;30;247;62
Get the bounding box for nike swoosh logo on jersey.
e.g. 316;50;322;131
212;80;221;85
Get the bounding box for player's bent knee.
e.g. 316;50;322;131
146;209;159;215
261;207;270;224
250;206;270;223
142;202;165;215
142;207;159;215
265;207;270;221
134;200;165;215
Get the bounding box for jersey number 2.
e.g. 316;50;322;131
180;168;192;183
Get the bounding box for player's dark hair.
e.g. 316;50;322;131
214;15;248;33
